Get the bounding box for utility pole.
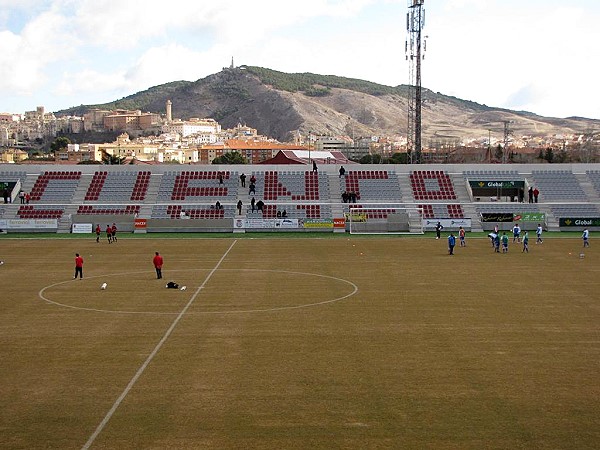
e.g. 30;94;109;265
406;0;426;164
502;120;513;163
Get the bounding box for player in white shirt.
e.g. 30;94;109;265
512;223;521;242
582;229;590;247
536;224;543;244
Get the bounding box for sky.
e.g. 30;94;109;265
0;0;599;120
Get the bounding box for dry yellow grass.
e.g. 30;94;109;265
0;235;598;449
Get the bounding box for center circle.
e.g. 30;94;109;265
38;268;359;315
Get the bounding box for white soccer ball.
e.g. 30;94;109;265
180;286;187;291
101;283;107;290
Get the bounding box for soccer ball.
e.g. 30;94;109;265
100;283;107;290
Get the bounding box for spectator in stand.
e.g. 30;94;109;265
237;200;243;215
339;166;346;177
249;182;256;195
250;174;257;185
250;197;256;212
256;200;264;211
533;187;540;203
528;186;534;203
342;191;349;203
218;173;223;185
25;192;30;204
240;173;246;187
312;160;318;172
19;191;25;204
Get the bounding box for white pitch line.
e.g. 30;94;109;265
81;240;238;450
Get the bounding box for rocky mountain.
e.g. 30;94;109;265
60;66;600;144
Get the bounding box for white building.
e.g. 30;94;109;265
162;118;221;137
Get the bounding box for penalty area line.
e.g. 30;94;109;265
81;239;238;450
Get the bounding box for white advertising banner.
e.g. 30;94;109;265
422;218;472;230
72;223;93;233
0;219;58;229
244;218;300;229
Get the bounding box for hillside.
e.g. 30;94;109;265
58;67;600;143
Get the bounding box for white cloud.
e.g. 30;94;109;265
0;10;73;95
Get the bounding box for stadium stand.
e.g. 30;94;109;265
1;164;599;233
587;170;600;195
419;204;465;218
29;171;81;203
85;171;150;202
341;170;401;201
77;205;141;215
550;204;600;218
342;203;402;219
530;170;588;201
410;170;457;200
463;170;523;180
157;170;238;201
151;204;234;219
251;170;330;201
17;205;65;219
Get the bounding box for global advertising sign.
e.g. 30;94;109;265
559;218;600;227
469;180;525;188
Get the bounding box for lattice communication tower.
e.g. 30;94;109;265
406;0;426;163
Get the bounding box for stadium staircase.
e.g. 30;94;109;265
137;173;162;218
449;173;483;232
329;173;344;225
395;174;422;232
575;173;600;202
55;174;93;233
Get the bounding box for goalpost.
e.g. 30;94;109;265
347;204;424;235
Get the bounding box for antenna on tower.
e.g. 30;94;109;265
502;120;514;163
406;0;426;164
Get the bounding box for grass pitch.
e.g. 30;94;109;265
0;234;598;449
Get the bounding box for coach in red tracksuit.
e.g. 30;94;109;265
74;253;84;279
153;252;163;279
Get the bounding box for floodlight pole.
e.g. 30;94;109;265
406;0;425;164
